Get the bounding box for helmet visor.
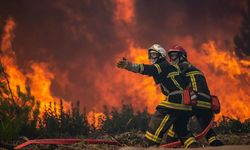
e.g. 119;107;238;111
148;50;161;64
169;52;179;61
148;50;160;59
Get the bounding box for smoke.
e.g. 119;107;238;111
133;0;246;49
0;0;248;113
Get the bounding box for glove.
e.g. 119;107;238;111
117;57;132;69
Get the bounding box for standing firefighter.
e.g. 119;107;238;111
166;45;224;146
117;44;200;148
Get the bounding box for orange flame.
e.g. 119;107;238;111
110;3;250;122
176;37;250;121
198;41;250;121
1;2;250;131
87;111;106;129
0;18;70;115
1;17;26;94
26;63;71;112
95;43;163;114
94;39;250;122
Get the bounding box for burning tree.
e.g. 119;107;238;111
0;63;40;140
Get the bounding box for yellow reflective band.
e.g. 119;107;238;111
154;64;162;74
184;140;195;148
159;101;192;111
186;71;204;92
166;71;183;90
139;64;144;73
167;126;175;137
208;136;217;144
170;77;183;90
167;71;179;78
167;131;175;137
186;71;204;76
161;83;170;94
184;137;196;148
145;131;162;143
145;134;161;143
155;114;170;138
172;64;181;72
169;124;174;131
190;75;198;91
196;100;211;109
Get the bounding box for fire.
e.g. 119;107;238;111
1;1;249;131
178;38;250;121
26;63;71;112
198;41;250;121
128;41;250;121
96;0;250;122
94;43;163;114
0;18;70;115
87;111;106;129
94;39;250;122
1;17;26;94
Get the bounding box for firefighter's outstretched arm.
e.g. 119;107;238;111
117;57;140;73
117;57;161;76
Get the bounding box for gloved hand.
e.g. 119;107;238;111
117;57;132;69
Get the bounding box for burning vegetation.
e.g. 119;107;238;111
0;1;250;149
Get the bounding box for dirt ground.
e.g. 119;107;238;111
120;145;250;150
1;133;250;150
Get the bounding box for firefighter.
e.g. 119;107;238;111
166;45;224;146
117;44;200;148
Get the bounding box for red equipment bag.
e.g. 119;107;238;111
211;95;220;114
183;89;191;105
183;89;197;106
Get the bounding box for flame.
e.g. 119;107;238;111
94;39;250;122
111;2;250;122
26;63;71;112
178;38;250;121
0;18;70;115
1;1;249;132
198;41;250;121
94;43;163;114
1;17;26;94
87;111;106;129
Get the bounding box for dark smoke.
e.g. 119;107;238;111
0;0;247;111
133;0;246;49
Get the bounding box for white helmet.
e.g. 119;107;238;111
148;44;167;58
148;44;166;64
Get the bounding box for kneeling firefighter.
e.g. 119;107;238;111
117;44;200;148
166;45;224;146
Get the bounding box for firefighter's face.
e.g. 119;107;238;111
169;52;179;65
149;52;158;59
148;50;159;64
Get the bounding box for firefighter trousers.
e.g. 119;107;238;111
144;106;195;147
192;107;218;144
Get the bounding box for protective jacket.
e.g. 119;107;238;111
180;61;212;109
137;61;191;111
